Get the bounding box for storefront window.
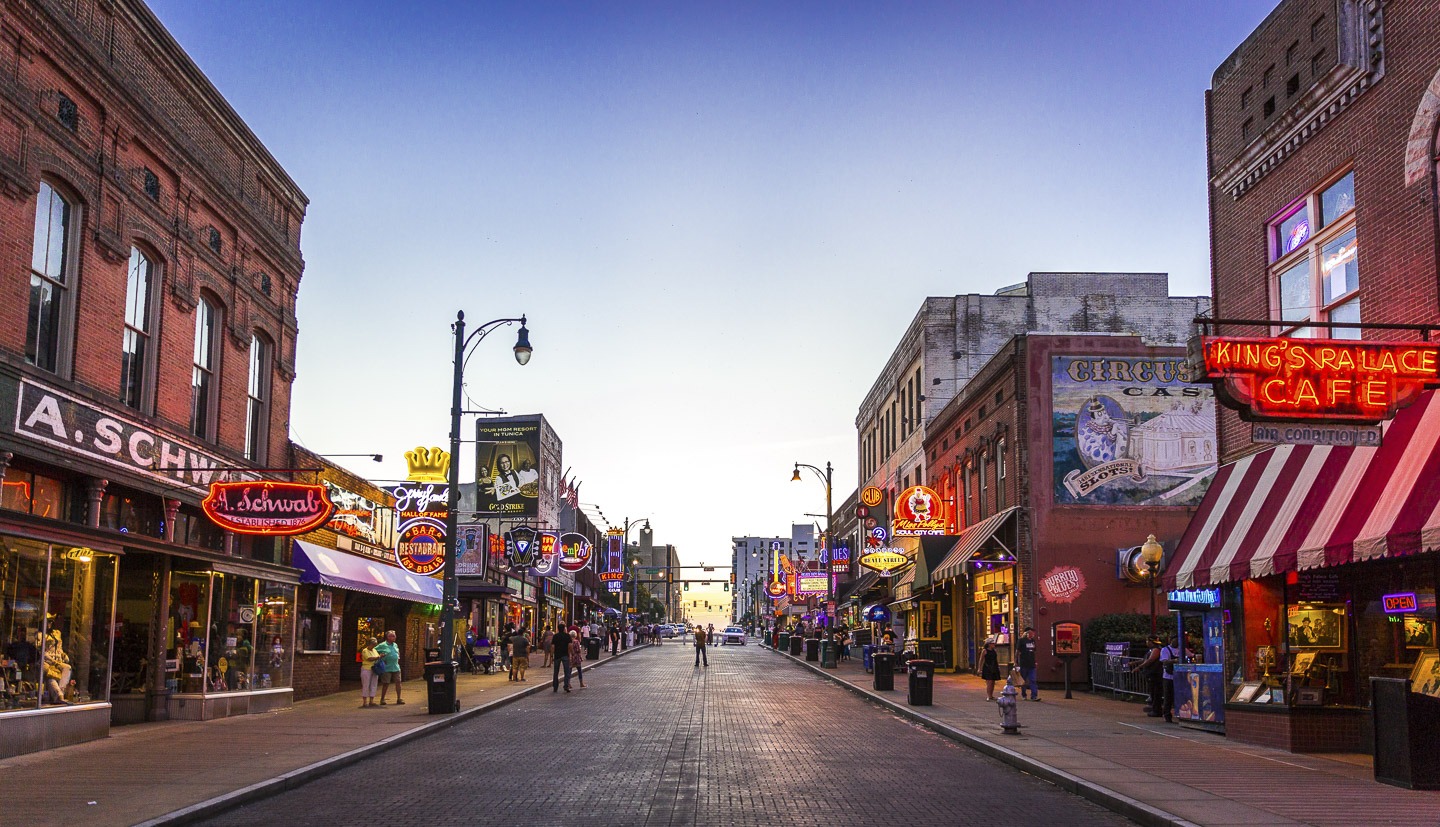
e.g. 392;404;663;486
0;536;116;712
168;572;210;694
207;574;257;691
258;581;294;688
1;470;67;519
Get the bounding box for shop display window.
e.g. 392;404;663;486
0;536;117;712
299;611;329;652
98;485;163;537
1;470;68;519
166;571;294;694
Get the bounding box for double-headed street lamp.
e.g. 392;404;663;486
438;310;531;714
791;461;833;625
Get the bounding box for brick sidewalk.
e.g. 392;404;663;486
0;644;645;827
771;644;1440;827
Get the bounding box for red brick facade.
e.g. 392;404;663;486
1206;0;1439;463
0;0;305;464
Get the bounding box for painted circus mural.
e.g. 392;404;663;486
1051;355;1217;507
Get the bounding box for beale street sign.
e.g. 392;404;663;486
202;481;335;536
1198;336;1440;424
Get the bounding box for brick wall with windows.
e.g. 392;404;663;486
0;0;307;471
1206;0;1440;464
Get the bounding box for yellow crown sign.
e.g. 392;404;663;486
404;446;451;483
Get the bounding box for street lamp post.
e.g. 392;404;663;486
438;310;531;714
1140;534;1164;636
791;461;833;624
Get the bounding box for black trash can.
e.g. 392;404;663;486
1372;677;1440;789
585;636;602;660
777;632;789;651
873;652;895;691
805;638;820;661
789;635;803;656
907;658;934;706
424;660;458;714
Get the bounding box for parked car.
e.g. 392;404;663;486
658;624;677;638
721;626;746;645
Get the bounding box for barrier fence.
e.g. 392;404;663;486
1088;652;1148;699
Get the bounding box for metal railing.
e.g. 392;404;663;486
1089;653;1149;698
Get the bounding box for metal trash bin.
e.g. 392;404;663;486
907;659;935;706
863;644;875;673
805;638;820;661
821;640;838;668
1372;677;1440;789
777;632;790;652
789;635;803;656
585;637;602;660
873;652;895;691
424;660;458;714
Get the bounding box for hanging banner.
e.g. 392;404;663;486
456;523;489;577
600;531;625;583
202;481;334;536
504;526;539;569
528;531;560;577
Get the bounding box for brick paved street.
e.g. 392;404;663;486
197;642;1127;827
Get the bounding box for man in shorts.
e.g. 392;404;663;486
375;629;404;705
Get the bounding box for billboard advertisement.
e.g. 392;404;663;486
475;419;542;517
1051;356;1217;507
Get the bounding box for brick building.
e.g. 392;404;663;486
1165;0;1440;751
914;334;1211;678
0;0;306;756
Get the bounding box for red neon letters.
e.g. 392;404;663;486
202;481;336;536
1201;337;1440;423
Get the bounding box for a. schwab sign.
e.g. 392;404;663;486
3;375;246;491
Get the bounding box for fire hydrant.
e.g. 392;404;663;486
998;668;1022;735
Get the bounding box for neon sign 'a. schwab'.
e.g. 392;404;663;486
1201;336;1440;424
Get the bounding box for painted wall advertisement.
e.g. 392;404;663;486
475;419;542;517
1051;356;1217;506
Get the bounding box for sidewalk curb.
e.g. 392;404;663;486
137;644;653;827
762;644;1201;827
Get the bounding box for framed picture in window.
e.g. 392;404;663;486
1231;681;1263;703
1295;686;1324;706
1286;604;1346;650
1411;649;1440;698
1404;616;1435;649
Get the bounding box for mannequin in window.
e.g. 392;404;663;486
41;629;70;704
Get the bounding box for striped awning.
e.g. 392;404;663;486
932;507;1021;583
1168;391;1440;589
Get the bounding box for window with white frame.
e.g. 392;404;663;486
244;333;271;461
996;439;1007;511
190;298;219;439
979;452;989;519
120;247;155;410
27;182;76;373
1270;170;1357;338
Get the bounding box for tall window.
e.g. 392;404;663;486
190;298;218;439
1271;170;1358;338
27;182;73;372
979;452;989;520
245;334;270;461
996;440;1007;511
120;248;154;409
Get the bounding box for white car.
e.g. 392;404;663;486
721;626;746;645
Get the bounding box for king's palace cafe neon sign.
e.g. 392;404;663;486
1200;336;1440;423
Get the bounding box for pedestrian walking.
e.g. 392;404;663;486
707;623;716;647
551;625;573;692
979;640;1001;701
375;630;404;705
693;625;708;667
1016;627;1040;701
509;627;531;682
540;627;554;668
569;630;587;688
500;621;515;672
358;636;380;708
1159;635;1179;723
608;623;620;656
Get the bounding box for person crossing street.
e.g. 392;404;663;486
693;624;708;667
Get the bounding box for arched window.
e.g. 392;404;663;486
120;247;156;410
244;333;271;462
27;182;76;372
190;296;220;439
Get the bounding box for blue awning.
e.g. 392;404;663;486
292;540;442;605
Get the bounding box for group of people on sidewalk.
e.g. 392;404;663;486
1129;634;1181;722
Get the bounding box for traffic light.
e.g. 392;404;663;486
684;582;690;591
723;582;729;591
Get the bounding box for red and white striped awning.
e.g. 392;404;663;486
1168;391;1440;589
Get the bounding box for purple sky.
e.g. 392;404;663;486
147;0;1276;615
